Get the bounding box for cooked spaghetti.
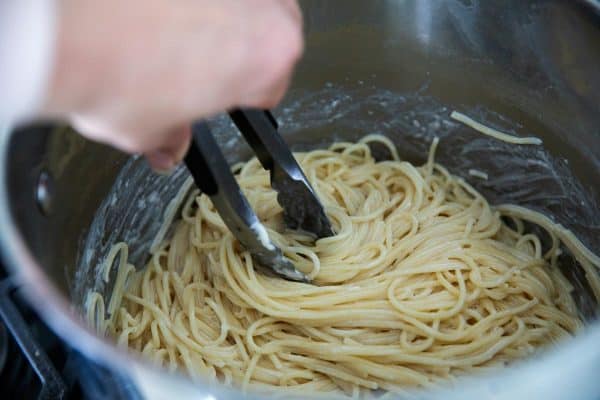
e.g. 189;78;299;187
86;135;600;397
450;111;543;145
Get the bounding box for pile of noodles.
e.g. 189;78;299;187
86;134;600;397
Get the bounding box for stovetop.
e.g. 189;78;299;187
0;263;141;399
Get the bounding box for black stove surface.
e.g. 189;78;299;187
0;263;141;400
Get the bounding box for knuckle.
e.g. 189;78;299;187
229;11;304;108
247;17;302;84
268;22;303;76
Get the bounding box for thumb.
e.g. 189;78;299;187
145;125;191;172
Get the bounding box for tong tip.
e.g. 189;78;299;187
273;173;335;239
254;251;311;283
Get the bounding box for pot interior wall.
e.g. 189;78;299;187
2;0;599;392
74;83;600;320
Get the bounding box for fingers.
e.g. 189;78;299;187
72;114;191;172
144;125;191;172
51;0;304;166
238;69;292;109
235;4;304;109
280;0;302;24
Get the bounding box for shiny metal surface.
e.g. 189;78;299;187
34;169;54;216
229;109;334;239
0;0;599;399
185;120;308;282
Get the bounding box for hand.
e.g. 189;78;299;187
42;0;303;171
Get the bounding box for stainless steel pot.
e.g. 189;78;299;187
1;1;599;399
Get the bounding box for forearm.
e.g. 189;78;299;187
0;0;57;125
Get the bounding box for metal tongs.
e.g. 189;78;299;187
184;109;334;282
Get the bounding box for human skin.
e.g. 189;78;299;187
40;0;303;171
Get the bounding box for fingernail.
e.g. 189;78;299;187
147;150;176;174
